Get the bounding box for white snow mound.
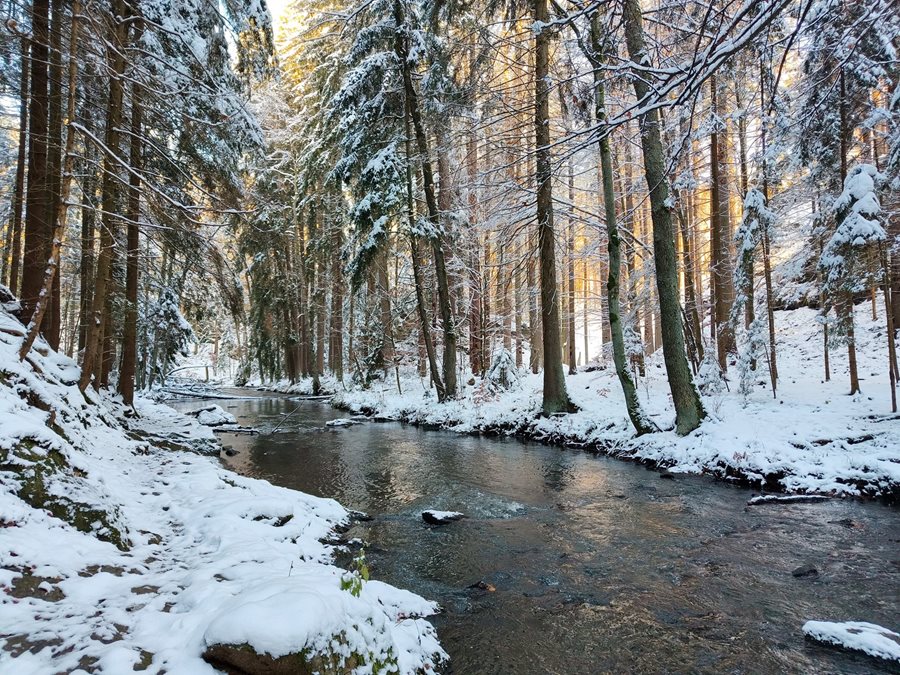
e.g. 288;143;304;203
803;620;900;663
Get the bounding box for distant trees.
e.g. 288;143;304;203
4;0;271;402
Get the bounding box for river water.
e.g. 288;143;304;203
174;394;899;674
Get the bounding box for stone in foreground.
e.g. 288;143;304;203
422;510;465;525
203;643;359;675
803;620;900;664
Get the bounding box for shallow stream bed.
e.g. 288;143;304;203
173;394;899;674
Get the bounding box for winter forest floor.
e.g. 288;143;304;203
324;302;900;500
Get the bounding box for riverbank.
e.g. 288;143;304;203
333;305;900;500
0;308;444;673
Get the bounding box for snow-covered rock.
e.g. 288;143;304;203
803;620;900;663
326;417;358;428
189;404;237;426
747;495;831;506
422;510;465;525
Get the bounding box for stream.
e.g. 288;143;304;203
173;393;899;674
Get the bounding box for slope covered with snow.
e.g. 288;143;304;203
0;308;444;673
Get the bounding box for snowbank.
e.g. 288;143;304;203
803;621;900;663
335;304;900;498
250;373;342;396
0;308;444;673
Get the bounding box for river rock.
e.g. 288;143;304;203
422;510;465;525
792;564;819;578
203;643;359;675
803;620;900;664
747;494;830;506
326;418;357;428
467;580;495;592
660;472;676;480
188;405;237;427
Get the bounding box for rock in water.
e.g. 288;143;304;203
792;564;819;578
325;418;357;428
188;405;237;427
747;494;829;506
803;621;900;664
203;643;360;675
422;510;465;525
660;472;675;480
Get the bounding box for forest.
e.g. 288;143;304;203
0;0;898;673
2;0;899;431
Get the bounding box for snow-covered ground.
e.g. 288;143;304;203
335;303;900;498
0;309;444;673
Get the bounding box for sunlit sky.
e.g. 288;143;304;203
268;0;290;26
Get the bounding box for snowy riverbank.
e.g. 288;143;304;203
0;309;444;673
334;304;900;499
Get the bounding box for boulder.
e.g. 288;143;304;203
792;564;818;578
203;643;359;675
421;510;465;525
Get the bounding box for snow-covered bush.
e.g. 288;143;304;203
141;287;195;388
486;348;519;392
696;349;727;412
818;164;886;340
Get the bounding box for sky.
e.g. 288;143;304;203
268;0;290;26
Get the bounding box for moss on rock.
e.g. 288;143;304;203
1;440;129;551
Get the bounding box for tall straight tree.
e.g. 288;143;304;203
20;0;51;324
80;0;128;392
5;36;29;297
18;0;82;361
621;0;705;435
709;74;735;369
119;18;144;407
534;0;573;415
588;11;656;435
393;0;457;398
44;0;65;349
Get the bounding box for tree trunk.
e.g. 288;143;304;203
758;56;778;391
590;12;656;435
567;159;576;374
79;0;127;393
119;38;143;406
710;74;735;369
394;0;456;397
5;38;29;297
329;226;344;380
403;93;444;398
21;0;51;324
43;0;65;349
19;2;81;361
534;0;572;415
622;0;705;434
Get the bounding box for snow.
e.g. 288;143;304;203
803;621;900;663
334;301;900;497
191;404;237;426
0;309;445;673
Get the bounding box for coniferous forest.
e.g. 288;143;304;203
0;0;898;673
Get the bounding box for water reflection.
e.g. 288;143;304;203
172;395;900;675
